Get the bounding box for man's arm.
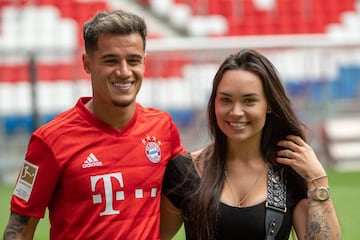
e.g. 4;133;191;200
3;211;40;240
160;195;183;240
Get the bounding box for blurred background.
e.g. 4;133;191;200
1;0;360;184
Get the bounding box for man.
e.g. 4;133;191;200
3;10;185;239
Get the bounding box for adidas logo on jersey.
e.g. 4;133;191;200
82;153;103;168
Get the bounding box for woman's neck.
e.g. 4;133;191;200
226;138;263;164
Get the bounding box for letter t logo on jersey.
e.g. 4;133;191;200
90;173;124;216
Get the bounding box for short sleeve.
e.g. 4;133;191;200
286;171;307;208
11;134;60;218
162;154;199;209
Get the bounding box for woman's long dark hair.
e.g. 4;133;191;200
185;49;307;239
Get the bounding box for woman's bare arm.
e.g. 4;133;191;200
277;135;341;239
293;177;341;240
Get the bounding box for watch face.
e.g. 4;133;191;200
316;187;330;200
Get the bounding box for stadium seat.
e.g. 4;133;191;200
253;0;276;10
137;0;151;5
321;116;360;169
169;3;192;29
3;115;34;135
166;109;196;127
0;5;78;51
0;65;28;82
186;15;228;37
150;0;173;18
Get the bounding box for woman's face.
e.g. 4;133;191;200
215;69;269;144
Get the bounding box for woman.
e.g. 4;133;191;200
161;49;340;240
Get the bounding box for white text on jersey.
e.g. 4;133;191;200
90;173;158;216
83;153;103;168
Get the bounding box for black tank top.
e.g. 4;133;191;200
162;154;306;240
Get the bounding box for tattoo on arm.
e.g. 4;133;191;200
3;212;31;239
306;202;332;240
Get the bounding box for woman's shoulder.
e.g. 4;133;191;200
190;147;206;159
191;145;213;175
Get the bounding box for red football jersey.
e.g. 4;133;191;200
11;97;185;239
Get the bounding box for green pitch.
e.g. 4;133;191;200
1;169;359;239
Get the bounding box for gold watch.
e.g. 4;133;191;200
307;186;330;201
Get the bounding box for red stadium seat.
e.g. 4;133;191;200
0;65;29;82
137;0;151;6
341;0;356;11
202;0;356;36
254;10;276;35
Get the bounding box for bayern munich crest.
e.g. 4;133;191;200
142;136;162;164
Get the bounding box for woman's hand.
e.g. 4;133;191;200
275;135;326;181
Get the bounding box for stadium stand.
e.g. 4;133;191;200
140;0;356;36
0;0;360;169
320;116;360;170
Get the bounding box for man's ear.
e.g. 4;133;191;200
82;54;91;74
143;52;147;72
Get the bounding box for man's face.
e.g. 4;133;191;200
83;32;146;108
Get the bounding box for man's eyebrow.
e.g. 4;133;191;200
100;53;143;59
127;54;144;59
100;53;117;59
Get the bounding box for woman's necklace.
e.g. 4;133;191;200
224;166;266;208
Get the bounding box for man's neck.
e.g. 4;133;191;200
86;99;136;130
